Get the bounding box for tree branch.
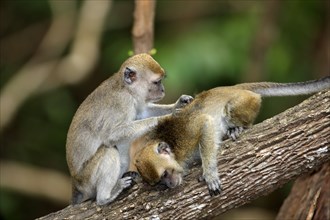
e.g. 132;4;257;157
37;90;330;219
276;163;330;220
132;0;156;54
0;0;76;131
0;0;111;131
0;160;71;204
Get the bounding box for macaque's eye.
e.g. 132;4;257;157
153;79;162;85
162;170;168;179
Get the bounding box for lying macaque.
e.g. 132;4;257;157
127;77;330;195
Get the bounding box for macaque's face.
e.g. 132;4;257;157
145;72;165;103
121;54;166;103
134;141;184;188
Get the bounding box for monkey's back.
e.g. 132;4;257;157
66;73;136;176
191;87;261;127
148;86;261;164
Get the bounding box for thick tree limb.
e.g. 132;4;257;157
276;163;330;220
38;90;330;219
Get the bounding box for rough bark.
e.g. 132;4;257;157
38;90;330;220
276;162;330;220
132;0;156;54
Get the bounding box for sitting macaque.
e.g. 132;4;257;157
66;53;192;205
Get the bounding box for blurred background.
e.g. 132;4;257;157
0;0;329;219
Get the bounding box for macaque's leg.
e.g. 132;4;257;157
199;115;222;196
225;92;261;140
95;146;132;205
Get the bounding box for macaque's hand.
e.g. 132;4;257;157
122;171;142;190
226;126;244;141
174;95;194;110
198;174;222;196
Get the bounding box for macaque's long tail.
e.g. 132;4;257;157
234;76;330;97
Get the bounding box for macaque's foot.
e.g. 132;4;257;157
198;175;222;196
175;95;194;109
227;126;244;141
122;171;141;189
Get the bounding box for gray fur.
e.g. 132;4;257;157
66;54;192;205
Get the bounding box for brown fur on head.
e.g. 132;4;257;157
132;137;184;187
122;53;165;76
120;53;165;80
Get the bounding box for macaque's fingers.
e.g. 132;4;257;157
203;174;222;196
209;188;222;197
175;95;194;109
207;178;222;196
122;171;140;178
180;95;194;104
198;174;222;196
122;171;142;189
227;126;244;141
120;176;133;189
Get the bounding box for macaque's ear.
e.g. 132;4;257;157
156;142;171;155
124;67;137;84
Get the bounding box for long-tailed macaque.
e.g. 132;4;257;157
129;77;330;195
66;53;192;205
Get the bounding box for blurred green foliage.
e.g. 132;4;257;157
0;0;328;219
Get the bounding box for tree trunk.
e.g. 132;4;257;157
38;90;330;220
276;162;330;220
132;0;156;54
